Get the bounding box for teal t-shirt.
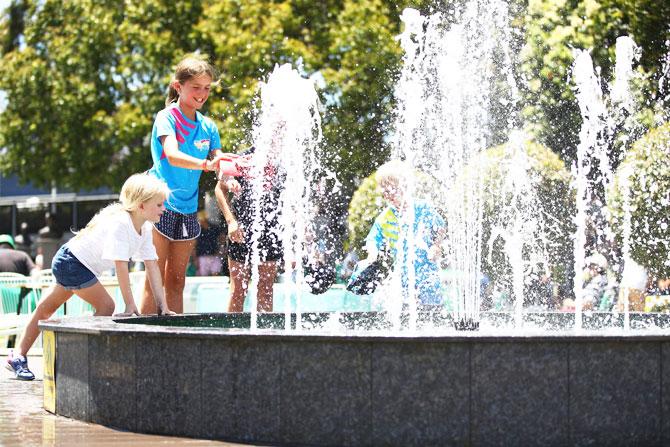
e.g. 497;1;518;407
148;104;221;213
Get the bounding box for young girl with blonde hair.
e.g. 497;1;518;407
142;54;228;314
6;173;174;381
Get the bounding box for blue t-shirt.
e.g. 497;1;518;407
148;104;221;213
366;201;445;305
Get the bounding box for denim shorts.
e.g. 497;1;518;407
154;209;200;241
51;245;98;290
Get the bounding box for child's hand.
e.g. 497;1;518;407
114;303;140;317
209;153;227;173
228;220;244;243
225;178;241;194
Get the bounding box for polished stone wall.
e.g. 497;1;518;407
45;316;670;446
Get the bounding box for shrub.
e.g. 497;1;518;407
610;123;670;278
471;141;575;294
346;173;385;254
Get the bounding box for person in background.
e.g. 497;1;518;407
37;211;62;239
524;265;557;310
140;54;227;314
580;253;618;311
617;255;648;312
348;160;446;305
194;211;225;276
303;204;337;294
651;278;670;296
338;250;359;283
14;222;33;257
35;211;62;270
0;234;39;277
5;173;175;381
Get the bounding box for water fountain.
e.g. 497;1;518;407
243;62;324;331
40;3;670;446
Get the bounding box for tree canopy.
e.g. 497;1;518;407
0;0;668;199
0;0;204;189
0;0;414;194
521;0;670;163
610;123;670;278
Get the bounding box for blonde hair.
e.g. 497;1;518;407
375;159;410;186
76;174;170;237
165;55;218;106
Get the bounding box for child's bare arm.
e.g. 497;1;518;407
215;181;244;243
114;260;139;316
161;135;224;171
429;227;447;261
144;260;175;315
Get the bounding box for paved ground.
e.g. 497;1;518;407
0;348;244;447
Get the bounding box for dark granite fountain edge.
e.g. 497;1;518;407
46;316;670;446
38;312;670;342
41;310;670;446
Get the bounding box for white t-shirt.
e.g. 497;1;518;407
67;211;158;276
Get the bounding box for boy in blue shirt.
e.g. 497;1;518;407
348;160;445;305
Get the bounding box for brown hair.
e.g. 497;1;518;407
165;55;218;106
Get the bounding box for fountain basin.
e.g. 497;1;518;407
40;312;670;446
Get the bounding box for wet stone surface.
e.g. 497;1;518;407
0;348;246;447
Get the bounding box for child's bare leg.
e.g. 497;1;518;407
141;229;169;314
257;261;278;312
163;239;196;314
228;258;250;312
17;285;73;357
76;282;116;316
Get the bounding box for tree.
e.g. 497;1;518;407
0;0;471;192
195;0;408;199
320;0;403;195
193;0;420;230
0;0;205;190
0;0;411;200
521;0;670;164
1;0;27;55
